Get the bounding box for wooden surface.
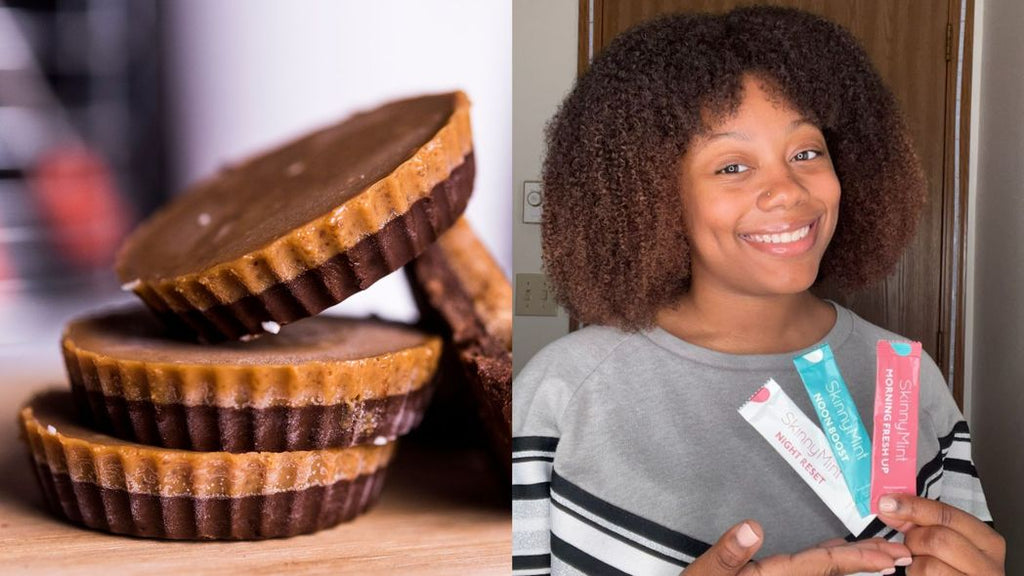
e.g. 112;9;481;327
0;374;511;575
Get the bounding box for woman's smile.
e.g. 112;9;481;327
739;217;821;256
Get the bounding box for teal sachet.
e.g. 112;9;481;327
794;343;872;517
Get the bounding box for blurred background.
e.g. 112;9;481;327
0;0;511;365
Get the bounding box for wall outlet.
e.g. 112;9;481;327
515;273;558;316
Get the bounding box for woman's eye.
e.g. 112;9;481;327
716;163;749;175
793;149;822;162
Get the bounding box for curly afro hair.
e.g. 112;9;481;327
541;5;926;331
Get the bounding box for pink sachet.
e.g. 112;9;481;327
870;340;922;514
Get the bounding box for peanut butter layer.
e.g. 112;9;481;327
20;390;396;499
433;218;512;351
62;308;441;408
116;91;473;322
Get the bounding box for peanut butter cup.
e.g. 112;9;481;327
21;390;395;540
405;219;511;472
117;92;474;342
62;307;440;452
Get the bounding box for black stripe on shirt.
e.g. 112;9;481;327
937;421;971;450
944;458;980;478
924;471;944;497
551;534;632;576
854;520;901;543
513;436;559;453
917;448;945;494
513;482;551;500
551;470;711;559
918;446;979;498
512;554;552;571
550;495;687;568
514;455;555;464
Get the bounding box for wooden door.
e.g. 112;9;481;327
580;0;973;406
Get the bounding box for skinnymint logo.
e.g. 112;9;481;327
895;377;914;463
812;380;869;465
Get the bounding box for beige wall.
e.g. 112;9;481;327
512;0;577;375
969;0;1024;568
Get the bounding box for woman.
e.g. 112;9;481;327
512;6;1003;575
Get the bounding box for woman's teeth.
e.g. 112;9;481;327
745;224;811;244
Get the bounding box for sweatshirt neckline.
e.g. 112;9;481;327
641;302;855;370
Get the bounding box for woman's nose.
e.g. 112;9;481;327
757;166;809;210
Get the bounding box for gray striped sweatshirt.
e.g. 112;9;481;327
512;304;991;575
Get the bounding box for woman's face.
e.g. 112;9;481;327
678;76;840;299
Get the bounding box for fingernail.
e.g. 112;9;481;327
878;496;898;513
736;522;759;548
895;557;913;566
881;568;896;575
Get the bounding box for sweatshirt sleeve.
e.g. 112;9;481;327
919;353;993;524
512;340;582;576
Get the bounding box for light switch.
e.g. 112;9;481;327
523;181;543;224
515;273;558;316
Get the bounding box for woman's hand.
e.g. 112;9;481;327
876;494;1005;575
681;519;912;575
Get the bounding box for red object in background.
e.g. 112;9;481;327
30;146;130;269
0;241;11;281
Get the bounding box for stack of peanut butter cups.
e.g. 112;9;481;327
19;91;511;540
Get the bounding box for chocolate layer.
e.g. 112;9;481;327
459;343;513;474
142;153;474;343
405;232;511;473
33;466;387;540
21;390;396;500
72;382;435;452
119;93;464;280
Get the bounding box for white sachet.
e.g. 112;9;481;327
738;378;875;536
